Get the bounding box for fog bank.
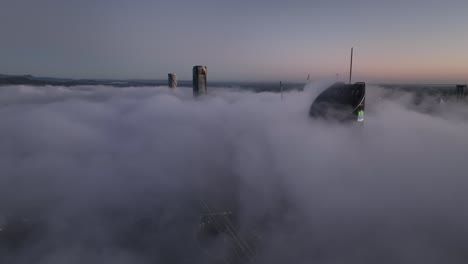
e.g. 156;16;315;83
0;84;467;263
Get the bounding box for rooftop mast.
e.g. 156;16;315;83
349;47;353;84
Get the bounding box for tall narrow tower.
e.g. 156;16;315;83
168;73;177;88
193;66;207;95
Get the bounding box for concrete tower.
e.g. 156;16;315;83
168;73;177;88
193;66;207;95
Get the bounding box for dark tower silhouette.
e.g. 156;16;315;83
309;48;366;122
168;73;177;88
456;85;466;99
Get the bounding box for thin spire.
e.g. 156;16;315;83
349;47;353;84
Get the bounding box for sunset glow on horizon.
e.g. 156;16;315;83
0;0;467;83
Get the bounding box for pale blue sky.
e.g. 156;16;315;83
0;0;467;82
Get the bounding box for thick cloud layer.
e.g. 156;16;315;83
0;84;467;263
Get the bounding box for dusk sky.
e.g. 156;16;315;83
1;0;467;83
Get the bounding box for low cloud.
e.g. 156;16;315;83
0;84;467;263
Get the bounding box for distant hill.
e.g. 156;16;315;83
0;75;52;85
0;74;305;92
0;74;165;87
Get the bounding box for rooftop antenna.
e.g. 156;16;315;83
349;47;354;84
